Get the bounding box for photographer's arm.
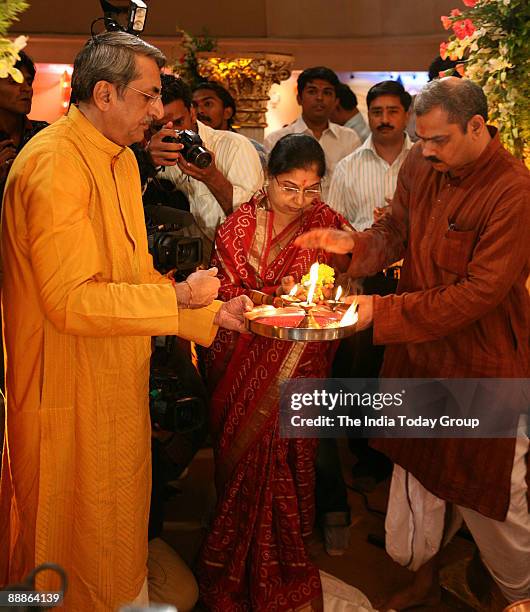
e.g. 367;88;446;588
175;150;234;216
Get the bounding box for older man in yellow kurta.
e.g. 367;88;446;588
0;32;251;611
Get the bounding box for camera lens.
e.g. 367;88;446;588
188;147;212;169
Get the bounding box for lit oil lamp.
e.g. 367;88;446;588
298;262;320;329
339;298;359;327
325;285;344;311
280;283;301;307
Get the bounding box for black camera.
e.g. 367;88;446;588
148;232;202;276
162;129;213;169
144;205;202;276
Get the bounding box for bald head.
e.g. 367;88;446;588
415;77;488;132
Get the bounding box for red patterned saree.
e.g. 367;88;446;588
197;196;350;611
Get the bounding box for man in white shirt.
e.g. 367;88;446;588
147;75;263;263
328;80;413;230
330;83;370;144
264;67;361;199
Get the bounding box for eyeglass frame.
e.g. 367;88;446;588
124;84;162;106
274;177;321;200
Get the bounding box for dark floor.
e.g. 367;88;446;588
161;443;481;611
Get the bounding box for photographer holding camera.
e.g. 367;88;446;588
0;32;252;612
144;74;263;264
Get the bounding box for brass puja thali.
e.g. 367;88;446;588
244;302;358;342
244;262;359;341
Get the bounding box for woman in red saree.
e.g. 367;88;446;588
198;134;351;611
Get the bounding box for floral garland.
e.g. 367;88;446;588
439;0;530;166
0;0;29;82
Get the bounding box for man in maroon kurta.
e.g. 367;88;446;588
295;78;529;608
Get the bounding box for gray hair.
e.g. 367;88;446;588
414;79;488;132
72;31;166;102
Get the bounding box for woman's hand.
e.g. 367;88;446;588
275;275;296;296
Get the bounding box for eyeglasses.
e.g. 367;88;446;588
275;177;321;200
124;84;162;106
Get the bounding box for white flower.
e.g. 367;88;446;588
13;35;28;51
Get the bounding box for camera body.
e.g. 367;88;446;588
162;129;213;169
147;229;202;277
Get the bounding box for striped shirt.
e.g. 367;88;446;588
328;133;413;230
263;116;361;200
161;120;263;242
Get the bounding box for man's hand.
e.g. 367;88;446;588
374;198;393;222
374;205;391;222
344;294;374;331
214;295;254;333
174;267;220;308
294;229;355;254
0;138;16;182
147;122;184;166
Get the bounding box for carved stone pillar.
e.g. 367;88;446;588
196;53;293;143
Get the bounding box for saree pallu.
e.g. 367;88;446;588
198;199;350;611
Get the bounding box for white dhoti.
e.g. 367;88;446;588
385;415;530;602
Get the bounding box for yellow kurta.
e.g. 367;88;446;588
0;106;221;611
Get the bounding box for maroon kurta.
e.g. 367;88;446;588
348;129;529;520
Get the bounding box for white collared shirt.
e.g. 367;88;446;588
161;120;263;242
263;116;361;199
328;133;413;230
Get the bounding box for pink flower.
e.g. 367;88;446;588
450;8;462;16
441;15;452;29
453;18;475;39
440;41;449;59
462;18;476;36
456;63;466;76
462;0;478;6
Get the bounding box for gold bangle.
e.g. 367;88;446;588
183;280;193;308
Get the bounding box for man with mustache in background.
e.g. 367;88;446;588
328;80;413;230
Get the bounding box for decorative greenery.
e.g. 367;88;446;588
0;0;29;82
440;0;530;166
172;28;217;89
